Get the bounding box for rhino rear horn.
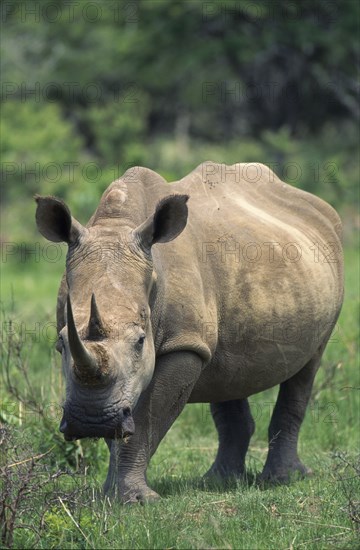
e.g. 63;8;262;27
88;293;106;340
67;295;98;378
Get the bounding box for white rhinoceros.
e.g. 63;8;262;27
35;162;344;503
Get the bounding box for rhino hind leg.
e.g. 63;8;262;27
259;345;326;484
205;398;255;480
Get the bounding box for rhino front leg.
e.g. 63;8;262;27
260;346;324;483
104;351;203;503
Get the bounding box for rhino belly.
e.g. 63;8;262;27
188;308;335;403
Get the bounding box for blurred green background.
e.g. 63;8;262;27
1;0;359;246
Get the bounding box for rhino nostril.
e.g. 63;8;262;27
122;407;131;418
119;407;135;439
59;418;68;433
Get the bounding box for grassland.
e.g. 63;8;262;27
0;244;359;549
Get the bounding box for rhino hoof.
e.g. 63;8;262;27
258;463;313;485
203;463;246;481
123;487;161;505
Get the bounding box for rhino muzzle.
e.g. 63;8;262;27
59;406;135;441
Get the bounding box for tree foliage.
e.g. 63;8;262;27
1;0;358;239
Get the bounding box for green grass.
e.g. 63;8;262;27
1;245;359;549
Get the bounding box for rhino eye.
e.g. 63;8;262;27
56;334;64;353
136;334;146;349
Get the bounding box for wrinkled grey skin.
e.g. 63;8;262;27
35;162;344;503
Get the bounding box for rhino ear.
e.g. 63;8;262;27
35;195;84;244
135;194;189;252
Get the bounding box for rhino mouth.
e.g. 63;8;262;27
60;407;135;441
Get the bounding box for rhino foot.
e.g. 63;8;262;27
122;486;161;505
203;462;246;483
104;480;160;504
259;461;313;485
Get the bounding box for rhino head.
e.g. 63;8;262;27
35;192;189;441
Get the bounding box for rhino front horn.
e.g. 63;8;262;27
67;295;98;377
88;293;106;340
